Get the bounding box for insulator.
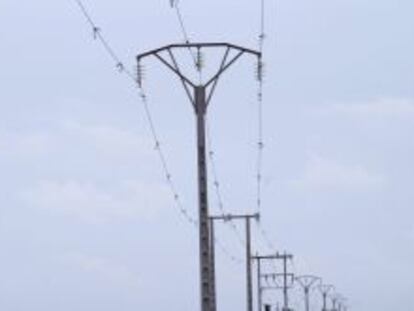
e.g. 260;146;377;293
196;49;204;71
256;60;264;81
137;61;144;87
259;33;266;42
258;141;264;149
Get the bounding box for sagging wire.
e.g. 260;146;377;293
168;0;244;254
256;0;265;216
169;0;202;84
255;221;277;251
206;119;246;248
253;0;278;256
74;0;126;75
215;236;243;265
73;0;197;225
73;0;242;263
170;0;191;44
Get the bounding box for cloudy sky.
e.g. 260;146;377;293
0;0;413;310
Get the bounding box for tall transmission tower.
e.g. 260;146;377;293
331;293;346;311
137;42;261;311
331;295;338;311
318;284;334;311
338;295;348;311
295;275;321;311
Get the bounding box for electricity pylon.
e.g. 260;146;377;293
331;295;338;311
337;296;348;311
209;213;260;311
332;294;347;311
295;275;321;311
137;42;261;311
340;297;348;311
252;252;294;311
318;284;334;311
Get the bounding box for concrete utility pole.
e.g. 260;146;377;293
137;43;261;311
210;213;260;311
318;284;334;311
209;217;217;311
331;296;338;311
252;253;294;311
280;253;294;311
295;275;321;311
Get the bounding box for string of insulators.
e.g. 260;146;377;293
137;61;144;88
196;48;204;72
256;59;264;82
169;0;177;8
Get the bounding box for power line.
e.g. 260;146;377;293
256;0;266;216
168;0;278;260
254;0;280;257
72;1;348;308
169;0;200;80
206;120;246;248
73;0;197;225
173;1;191;44
169;0;247;249
71;0;247;264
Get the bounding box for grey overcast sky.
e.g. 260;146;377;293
0;0;413;310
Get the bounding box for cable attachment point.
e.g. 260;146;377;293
92;26;101;40
196;48;204;72
223;214;232;223
258;33;266;43
139;92;146;101
116;62;124;72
